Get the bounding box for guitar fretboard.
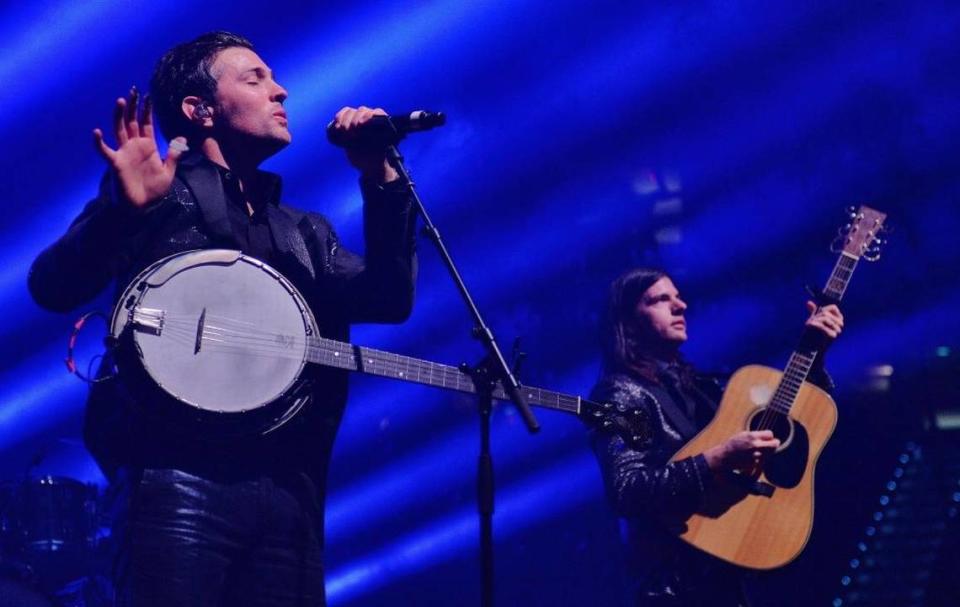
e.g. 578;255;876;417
768;351;818;414
771;252;860;414
305;336;584;414
823;252;859;301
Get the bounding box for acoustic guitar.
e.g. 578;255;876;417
669;205;887;569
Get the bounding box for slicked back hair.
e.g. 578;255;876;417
150;31;254;141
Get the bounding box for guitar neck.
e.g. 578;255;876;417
823;251;859;302
769;252;859;414
304;336;585;416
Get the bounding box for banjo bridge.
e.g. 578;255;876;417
131;307;165;336
194;308;207;354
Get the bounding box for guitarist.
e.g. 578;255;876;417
28;32;417;606
589;267;843;607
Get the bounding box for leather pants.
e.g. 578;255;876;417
113;468;325;607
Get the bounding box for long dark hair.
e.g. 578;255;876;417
600;267;694;385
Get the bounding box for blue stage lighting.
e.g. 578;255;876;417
326;452;599;604
0;357;84;450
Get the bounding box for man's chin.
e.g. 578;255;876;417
257;133;291;157
270;129;292;147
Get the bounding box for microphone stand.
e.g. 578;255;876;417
383;141;540;607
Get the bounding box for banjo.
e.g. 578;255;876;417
109;249;612;435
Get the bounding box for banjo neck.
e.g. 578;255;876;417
110;248;615;435
304;336;586;416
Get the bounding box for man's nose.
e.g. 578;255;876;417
272;82;288;102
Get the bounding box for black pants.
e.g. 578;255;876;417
114;468;325;607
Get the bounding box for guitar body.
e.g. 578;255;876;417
671;364;837;569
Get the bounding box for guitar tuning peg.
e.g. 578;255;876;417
845;205;857;216
863;248;882;262
830;235;846;254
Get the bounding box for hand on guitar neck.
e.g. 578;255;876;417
800;300;844;356
804;301;844;340
701;301;843;478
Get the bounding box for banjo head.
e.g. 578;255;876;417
112;250;315;426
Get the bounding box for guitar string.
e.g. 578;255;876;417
133;319;580;411
148;323;488;395
152;328;567;406
756;253;855;431
160;318;473;386
149;311;821;421
756;347;818;432
134;313;581;412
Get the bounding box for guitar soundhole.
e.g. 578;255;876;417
747;407;793;450
746;408;808;489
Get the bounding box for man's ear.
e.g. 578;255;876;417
182;96;213;126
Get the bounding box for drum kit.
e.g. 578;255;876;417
0;461;113;606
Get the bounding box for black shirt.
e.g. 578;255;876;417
216;164;281;264
656;361;717;430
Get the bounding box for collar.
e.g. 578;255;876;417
173;151;314;282
179;152;283;208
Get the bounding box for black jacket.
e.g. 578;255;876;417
589;370;740;606
28;153;418;490
590;363;834;606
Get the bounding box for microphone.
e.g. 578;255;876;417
326;110;446;148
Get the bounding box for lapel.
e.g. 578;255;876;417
176;153;233;242
266;205;315;281
175;153;316;280
646;381;699;441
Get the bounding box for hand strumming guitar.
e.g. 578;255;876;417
704;301;844;476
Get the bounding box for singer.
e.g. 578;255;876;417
28;31;418;606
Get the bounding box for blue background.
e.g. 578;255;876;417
2;1;957;604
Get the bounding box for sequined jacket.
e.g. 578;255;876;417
589;370;744;605
28;153;418;486
590;366;834;605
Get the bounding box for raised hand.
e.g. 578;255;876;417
93;86;187;209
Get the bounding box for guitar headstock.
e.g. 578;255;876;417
831;205;889;261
